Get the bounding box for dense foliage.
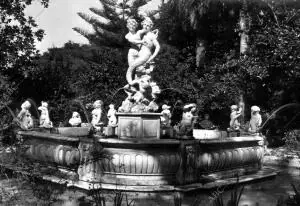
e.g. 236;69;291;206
0;0;49;105
1;0;299;129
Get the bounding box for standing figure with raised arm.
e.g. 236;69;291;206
126;17;160;86
125;18;144;67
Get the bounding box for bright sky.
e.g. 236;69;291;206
25;0;162;52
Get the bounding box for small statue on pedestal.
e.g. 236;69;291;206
17;100;34;130
69;112;82;127
228;105;242;131
199;113;216;130
107;104;117;126
38;101;53;128
248;105;262;133
91;100;103;131
161;104;171;127
178;103;197;138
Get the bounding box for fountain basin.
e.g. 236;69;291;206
11;130;277;192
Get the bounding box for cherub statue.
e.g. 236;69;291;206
38;101;53;128
91;100;103;130
248;105;262;133
107;104;117;126
161;104;171;127
179;103;197;136
69;112;82;127
17;100;34;130
228;105;242;131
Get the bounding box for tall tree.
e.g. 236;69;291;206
159;0;243;68
0;0;49;105
73;0;154;48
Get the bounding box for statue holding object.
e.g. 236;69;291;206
248;105;262;133
107;104;117;126
38;101;53;128
17;100;34;130
161;104;172;127
91;100;103;131
178;103;197;137
228;105;242;131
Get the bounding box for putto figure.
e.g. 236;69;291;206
248;105;262;133
17;100;34;130
69;112;82;127
38;101;53;128
91;100;103;130
179;103;197;136
107;104;117;126
228;105;242;131
161;104;171;127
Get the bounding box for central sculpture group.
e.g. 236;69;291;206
119;17;161;113
16;16;263;136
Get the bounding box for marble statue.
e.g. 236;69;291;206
119;17;161;113
107;104;117;126
69;112;82;127
125;17;160;85
179;103;197;136
38;101;53;128
17;100;34;130
228;105;242;131
125;18;143;67
248;105;262;133
91;100;103;130
161;104;171;127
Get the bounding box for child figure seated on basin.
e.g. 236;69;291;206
107;104;117;126
161;104;171;127
179;103;197;137
199;113;216;130
228;105;242;131
17;100;34;130
248;105;262;133
38;101;53;128
91;100;103;131
69;112;82;127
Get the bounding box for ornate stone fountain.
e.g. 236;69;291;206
5;17;277;195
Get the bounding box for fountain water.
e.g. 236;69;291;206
260;103;300;130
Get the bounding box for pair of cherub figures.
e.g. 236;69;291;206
229;104;262;133
68;100;117;131
123;17;161;103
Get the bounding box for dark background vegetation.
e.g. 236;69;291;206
1;0;299;129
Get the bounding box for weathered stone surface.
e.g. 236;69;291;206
16;130;269;191
117;113;161;139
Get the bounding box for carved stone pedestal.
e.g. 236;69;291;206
117;113;161;139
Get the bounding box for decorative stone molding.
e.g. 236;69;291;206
24;142;80;167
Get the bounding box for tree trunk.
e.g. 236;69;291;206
239;0;250;56
195;37;206;68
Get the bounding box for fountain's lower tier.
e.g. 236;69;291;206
11;130;277;192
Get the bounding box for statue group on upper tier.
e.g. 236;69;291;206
118;17;161;113
228;103;262;133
